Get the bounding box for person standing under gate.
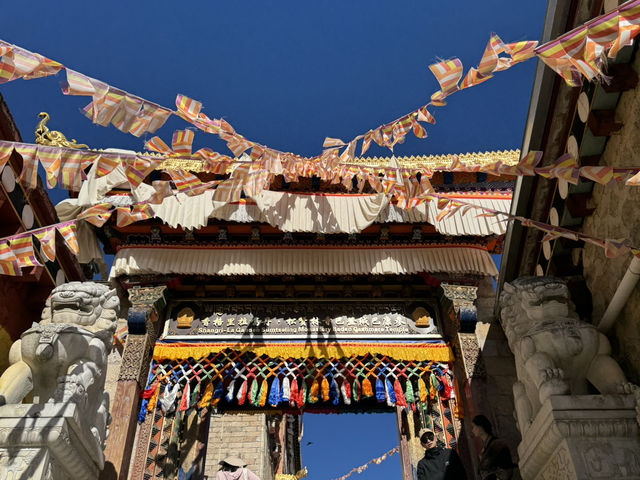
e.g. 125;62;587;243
215;456;261;480
471;415;515;480
417;428;467;480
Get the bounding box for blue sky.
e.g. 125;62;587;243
1;1;547;478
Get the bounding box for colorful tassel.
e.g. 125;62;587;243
137;399;149;423
237;379;248;405
385;379;396;407
429;373;437;401
282;377;291;402
289;378;299;407
179;382;191;412
212;380;223;406
160;383;179;414
190;382;200;408
362;377;373;398
140;382;158;399
269;377;281;407
225;379;236;403
440;374;453;399
394;379;407;408
341;380;352;405
299;380;307;406
321;377;330;402
329;378;339;405
250;379;259;406
352;378;361;402
309;379;319;403
199;381;213;409
405;379;415;405
418;377;428;403
375;378;385;403
148;382;161;412
258;379;268;407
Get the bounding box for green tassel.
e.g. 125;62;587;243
405;379;414;404
190;382;200;408
250;379;259;406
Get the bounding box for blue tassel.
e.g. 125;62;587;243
329;377;339;405
385;379;396;406
213;380;223;399
375;378;385;403
269;377;281;406
137;398;149;423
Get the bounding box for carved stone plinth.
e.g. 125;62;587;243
518;395;640;480
0;403;103;480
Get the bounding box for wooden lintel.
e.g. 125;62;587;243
587;109;623;137
601;63;639;93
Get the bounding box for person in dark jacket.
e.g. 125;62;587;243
471;415;515;480
417;428;467;480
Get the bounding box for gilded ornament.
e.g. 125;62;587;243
34;112;89;149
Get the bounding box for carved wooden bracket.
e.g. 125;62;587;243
126;285;167;335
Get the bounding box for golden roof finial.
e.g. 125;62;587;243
35;112;89;149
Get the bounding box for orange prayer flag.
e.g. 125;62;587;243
36;146;62;188
171;129;195;155
176;94;202;121
0;143;13;171
323;137;346;148
34;227;56;262
15;144;39;189
9;235;41;267
56;222;79;256
78;203;113;227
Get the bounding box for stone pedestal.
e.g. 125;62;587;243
0;403;104;480
518;395;640;480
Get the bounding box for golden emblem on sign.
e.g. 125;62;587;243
176;307;195;328
412;307;432;327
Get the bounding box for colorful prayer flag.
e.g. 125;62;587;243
176;94;202;121
171;129;195;155
34;227;56;262
15;144;39;189
56;222;79;255
9;235;41;267
77;203;113;227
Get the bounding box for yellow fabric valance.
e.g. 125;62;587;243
152;341;454;363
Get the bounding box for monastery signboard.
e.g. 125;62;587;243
165;301;440;338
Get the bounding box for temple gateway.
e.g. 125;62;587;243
1;0;640;479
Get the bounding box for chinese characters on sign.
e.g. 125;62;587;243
167;301;439;337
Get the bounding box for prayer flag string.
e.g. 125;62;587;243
0;1;637;168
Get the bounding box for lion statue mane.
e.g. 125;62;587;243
0;281;119;454
500;276;633;433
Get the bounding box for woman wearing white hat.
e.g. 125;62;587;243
215;456;261;480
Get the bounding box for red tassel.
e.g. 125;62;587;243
289;378;299;407
394;379;407;407
237;379;248;405
178;382;190;412
343;380;351;399
440;375;453;399
140;381;158;399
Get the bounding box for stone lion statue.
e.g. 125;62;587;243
0;282;119;451
500;277;633;434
